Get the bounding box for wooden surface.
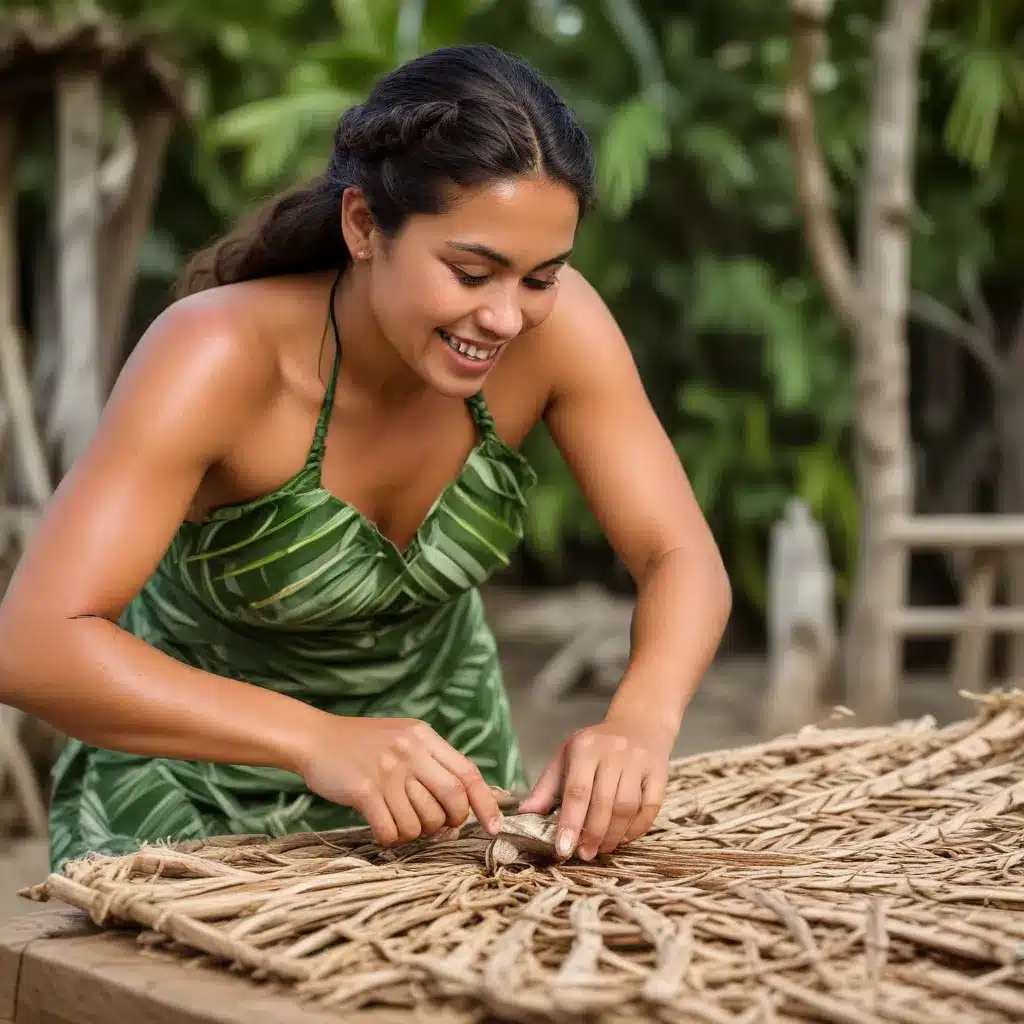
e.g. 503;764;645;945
0;904;434;1024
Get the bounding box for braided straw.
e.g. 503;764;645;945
21;690;1024;1022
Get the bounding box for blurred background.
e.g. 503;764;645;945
0;0;1021;909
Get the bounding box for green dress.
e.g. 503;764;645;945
48;277;537;871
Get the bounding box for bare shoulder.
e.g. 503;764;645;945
107;284;280;461
527;266;643;408
4;285;286;625
485;268;641;443
121;285;279;409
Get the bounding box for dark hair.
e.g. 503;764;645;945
175;44;596;297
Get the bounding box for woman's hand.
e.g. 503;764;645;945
516;717;672;860
295;715;504;846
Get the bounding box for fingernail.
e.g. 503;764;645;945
489;813;504;834
556;828;574;857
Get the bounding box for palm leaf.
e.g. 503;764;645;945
597;94;671;218
601;0;665;91
938;0;1024;169
207;89;361;188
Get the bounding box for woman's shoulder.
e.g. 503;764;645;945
145;278;280;366
518;267;623;355
487;267;631;435
515;266;633;391
137;273;332;391
113;281;287;442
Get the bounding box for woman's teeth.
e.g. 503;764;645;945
440;329;494;363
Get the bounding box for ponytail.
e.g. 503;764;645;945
173;178;348;299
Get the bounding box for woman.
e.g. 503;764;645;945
0;44;730;871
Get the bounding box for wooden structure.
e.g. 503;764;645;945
887;515;1024;691
761;508;1024;734
0;10;186;490
0;908;410;1024
0;11;185;835
807;514;1024;730
503;511;1024;734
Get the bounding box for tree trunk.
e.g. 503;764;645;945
0;116;52;511
31;233;59;476
99;107;174;395
994;308;1024;677
49;71;103;476
842;0;932;724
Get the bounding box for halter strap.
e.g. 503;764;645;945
308;268;497;465
307;268;344;466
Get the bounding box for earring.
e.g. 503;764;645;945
356;249;368;260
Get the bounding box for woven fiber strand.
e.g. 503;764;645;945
20;691;1024;1023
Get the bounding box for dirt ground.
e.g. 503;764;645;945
0;604;979;926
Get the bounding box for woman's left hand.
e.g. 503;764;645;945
516;719;672;860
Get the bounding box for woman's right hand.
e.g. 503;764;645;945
296;715;505;846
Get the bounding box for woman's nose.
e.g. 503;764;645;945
475;288;523;341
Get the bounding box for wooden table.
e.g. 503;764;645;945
0;906;421;1024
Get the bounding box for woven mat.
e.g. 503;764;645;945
21;692;1024;1023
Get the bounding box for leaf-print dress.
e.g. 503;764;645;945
47;275;536;871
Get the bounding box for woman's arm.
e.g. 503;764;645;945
0;296;503;843
0;299;325;768
517;269;732;856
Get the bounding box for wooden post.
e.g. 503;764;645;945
50;70;103;475
763;499;837;736
30;204;59;447
950;551;998;693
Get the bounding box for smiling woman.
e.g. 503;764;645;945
345;173;578;391
434;233;575;370
0;44;731;872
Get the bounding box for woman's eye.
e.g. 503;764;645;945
451;264;559;291
453;268;489;286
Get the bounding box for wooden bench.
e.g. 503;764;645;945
0;906;423;1024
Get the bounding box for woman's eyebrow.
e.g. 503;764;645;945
445;240;573;272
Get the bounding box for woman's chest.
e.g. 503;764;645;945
317;410;481;551
177;401;537;628
197;399;474;541
175;457;532;629
193;359;542;547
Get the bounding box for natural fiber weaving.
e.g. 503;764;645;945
20;691;1024;1022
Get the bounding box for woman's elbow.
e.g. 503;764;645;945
0;592;54;705
700;531;733;629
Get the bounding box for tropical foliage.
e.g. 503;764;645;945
11;0;1024;636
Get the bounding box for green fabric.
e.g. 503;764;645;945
48;276;536;871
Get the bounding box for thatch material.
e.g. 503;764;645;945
0;10;186;114
21;691;1024;1022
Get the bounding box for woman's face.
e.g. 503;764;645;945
349;174;580;398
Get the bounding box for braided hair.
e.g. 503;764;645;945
175;44;595;297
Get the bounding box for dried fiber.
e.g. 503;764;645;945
21;691;1024;1022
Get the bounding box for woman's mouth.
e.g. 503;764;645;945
438;329;501;368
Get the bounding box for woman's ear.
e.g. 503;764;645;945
339;187;376;257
